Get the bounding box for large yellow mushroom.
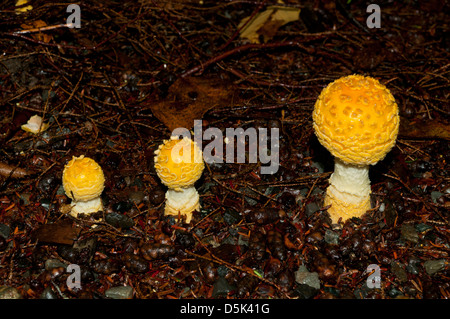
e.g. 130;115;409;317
62;155;105;217
312;74;399;224
154;136;204;223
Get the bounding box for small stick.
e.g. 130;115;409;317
13;23;74;34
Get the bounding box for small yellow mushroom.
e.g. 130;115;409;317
62;155;105;217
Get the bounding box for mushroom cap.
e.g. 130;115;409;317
62;155;105;202
313;74;399;165
154;136;204;190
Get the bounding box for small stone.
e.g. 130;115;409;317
406;258;421;275
0;224;10;239
391;261;407;282
295;265;320;290
0;286;22;299
424;259;447;276
148;188;165;205
415;223;433;234
20;193;32;205
324;229;340;245
295;284;318;299
311;161;325;173
105;212;134;229
40;287;58;299
105;286;134;299
305;202;320;217
56;185;66;195
223;210;241;225
45;259;67;270
400;223;419;243
212;277;235;297
128;191;145;204
388;287;403;298
430;191;443;203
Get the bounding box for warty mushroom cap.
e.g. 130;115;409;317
62;155;105;202
154;136;204;190
313;74;399;166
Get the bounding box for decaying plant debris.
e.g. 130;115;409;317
0;0;448;299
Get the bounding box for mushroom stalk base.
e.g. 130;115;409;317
324;158;371;224
70;197;103;217
164;187;200;223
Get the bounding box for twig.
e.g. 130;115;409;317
383;171;448;225
187;232;291;298
181;40;316;78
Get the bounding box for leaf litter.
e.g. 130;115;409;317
0;0;448;300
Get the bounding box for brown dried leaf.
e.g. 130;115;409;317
20;20;53;43
239;6;301;43
399;116;450;140
0;162;31;178
32;220;81;245
149;76;237;131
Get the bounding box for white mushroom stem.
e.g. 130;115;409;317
164;186;200;223
70;197;103;217
327;158;371;206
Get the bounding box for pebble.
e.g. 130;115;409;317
406;258;421;275
390;261;408;282
105;212;134;229
294;265;320;290
148;188;165;205
212;277;235;297
0;286;22;299
295;284;319;299
424;259;447;276
40;287;58;299
45;259;67;270
400;224;419;244
430;191;443;203
311;161;325;173
305;202;320;217
324;229;340;245
128;191;145;204
105;286;134;299
0;224;10;239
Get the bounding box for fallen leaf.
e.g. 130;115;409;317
20;20;53;43
32;220;81;245
399;116;450;140
15;0;32;15
0;162;31;178
239;5;300;43
21;114;49;134
149;76;237;131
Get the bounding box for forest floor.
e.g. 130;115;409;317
0;0;449;299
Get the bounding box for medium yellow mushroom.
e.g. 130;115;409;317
154;136;204;223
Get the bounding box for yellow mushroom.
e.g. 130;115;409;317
312;74;399;224
62;155;105;217
154;136;204;223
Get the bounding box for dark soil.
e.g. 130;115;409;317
0;0;448;299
